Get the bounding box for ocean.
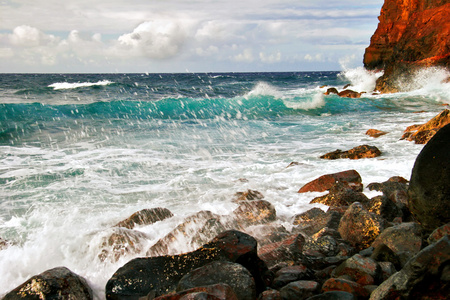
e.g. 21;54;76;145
0;68;449;298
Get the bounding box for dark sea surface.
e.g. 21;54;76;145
0;69;449;298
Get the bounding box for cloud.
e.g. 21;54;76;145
233;48;254;63
115;20;190;59
304;53;324;62
9;25;58;47
260;51;281;63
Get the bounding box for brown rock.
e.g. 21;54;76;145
99;227;149;262
115;207;174;229
258;289;282;300
364;0;450;92
3;267;93;300
293;208;326;225
231;200;277;228
338;202;385;251
153;284;239;300
279;280;319;300
258;234;305;268
331;254;381;285
233;189;264;201
401;109;450;144
365;129;388;138
272;265;312;288
427;223;450;244
337;90;361;98
320;145;381;160
298;170;363;193
321;278;368;299
310;183;370;208
324;87;339;95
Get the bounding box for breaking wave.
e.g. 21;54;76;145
48;80;114;90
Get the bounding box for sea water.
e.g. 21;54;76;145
0;69;449;298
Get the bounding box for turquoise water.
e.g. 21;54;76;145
0;69;449;298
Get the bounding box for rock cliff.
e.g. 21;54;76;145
363;0;450;93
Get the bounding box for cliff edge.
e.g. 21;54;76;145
363;0;450;93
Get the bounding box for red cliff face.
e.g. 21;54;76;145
363;0;450;92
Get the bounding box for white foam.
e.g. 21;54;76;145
48;80;114;90
245;81;283;99
338;67;384;93
283;92;325;110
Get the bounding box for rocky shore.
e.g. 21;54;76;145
2;117;450;300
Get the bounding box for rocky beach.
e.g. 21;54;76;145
1;0;450;299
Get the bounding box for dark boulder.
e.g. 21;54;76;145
310;183;369;208
279;280;319;300
305;291;356;300
324;88;339;95
258;289;282;300
370;235;450;299
272;265;312;289
320;145;381;160
177;261;256;300
106;230;269;299
298;170;362;193
321;278;368;299
152;284;238;300
115;207;174;229
258;234;305;268
3;267;93;300
408;123;450;233
338;202;385;251
428;222;450;244
331;254;381;285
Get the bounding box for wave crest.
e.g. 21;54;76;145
338;67;383;93
48;80;114;90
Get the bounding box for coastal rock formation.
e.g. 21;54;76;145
320;145;381;160
401;109;450;144
408;123;450;233
364;0;450;92
3;267;93;300
115;207;174;229
366;129;388;138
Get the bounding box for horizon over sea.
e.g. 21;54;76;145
1;68;449;298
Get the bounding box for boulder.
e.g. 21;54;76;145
233;189;264;201
303;230;340;258
272;265;312;289
176;261;256;300
401;109;450;144
243;224;290;247
306;291;356;300
320;145;381;160
147;210;222;256
370;243;401;270
338;202;385;251
279;280;319;300
152;284;238;300
106;230;269;299
331;254;381;285
258;234;305;268
366;196;403;222
365;129;388;138
293;208;326;226
428;223;450;244
3;267;93;300
310;183;370;208
337;90;361;98
321;278;368;299
230;200;277;228
0;237;9;250
99;227;149;262
298;170;363;193
408;123;450;233
371;222;423;265
369;235;450;299
324;87;339;95
258;289;282;300
115;207;174;229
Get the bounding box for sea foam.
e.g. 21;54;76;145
48;80;114;90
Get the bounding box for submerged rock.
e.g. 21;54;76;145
3;267;93;300
320;145;381;160
99;227;149;262
408;123;450;233
337;90;362;98
366;129;388;138
233;189;264;201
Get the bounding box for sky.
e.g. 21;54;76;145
0;0;384;73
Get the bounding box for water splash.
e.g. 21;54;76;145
48;80;114;90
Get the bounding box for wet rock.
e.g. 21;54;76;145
115;207;174;229
279;280;319;300
427;223;450;244
147;210;222;256
0;237;9;250
331;254;381;285
366;196;403;222
365;129;388;138
370;243;401;270
371;222;422;265
401;109;450;144
272;265;313;289
337;90;361;98
233;189;265;201
298;170;363;193
3;266;93;300
370;235;450;299
243;224;290;247
153;284;238;300
408;123;450;233
177;261;256;300
306;291;356;300
231;200;277;228
303;230;340;257
258;234;305;268
310;183;369;208
320;145;381;160
99;227;149;262
321;278;368;299
338;202;385;251
324;88;339;95
258;289;282;300
106;230;268;299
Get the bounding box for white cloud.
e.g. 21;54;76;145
116;20;191;59
304;53;324;62
233;48;254;63
9;25;58;47
260;51;281;63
